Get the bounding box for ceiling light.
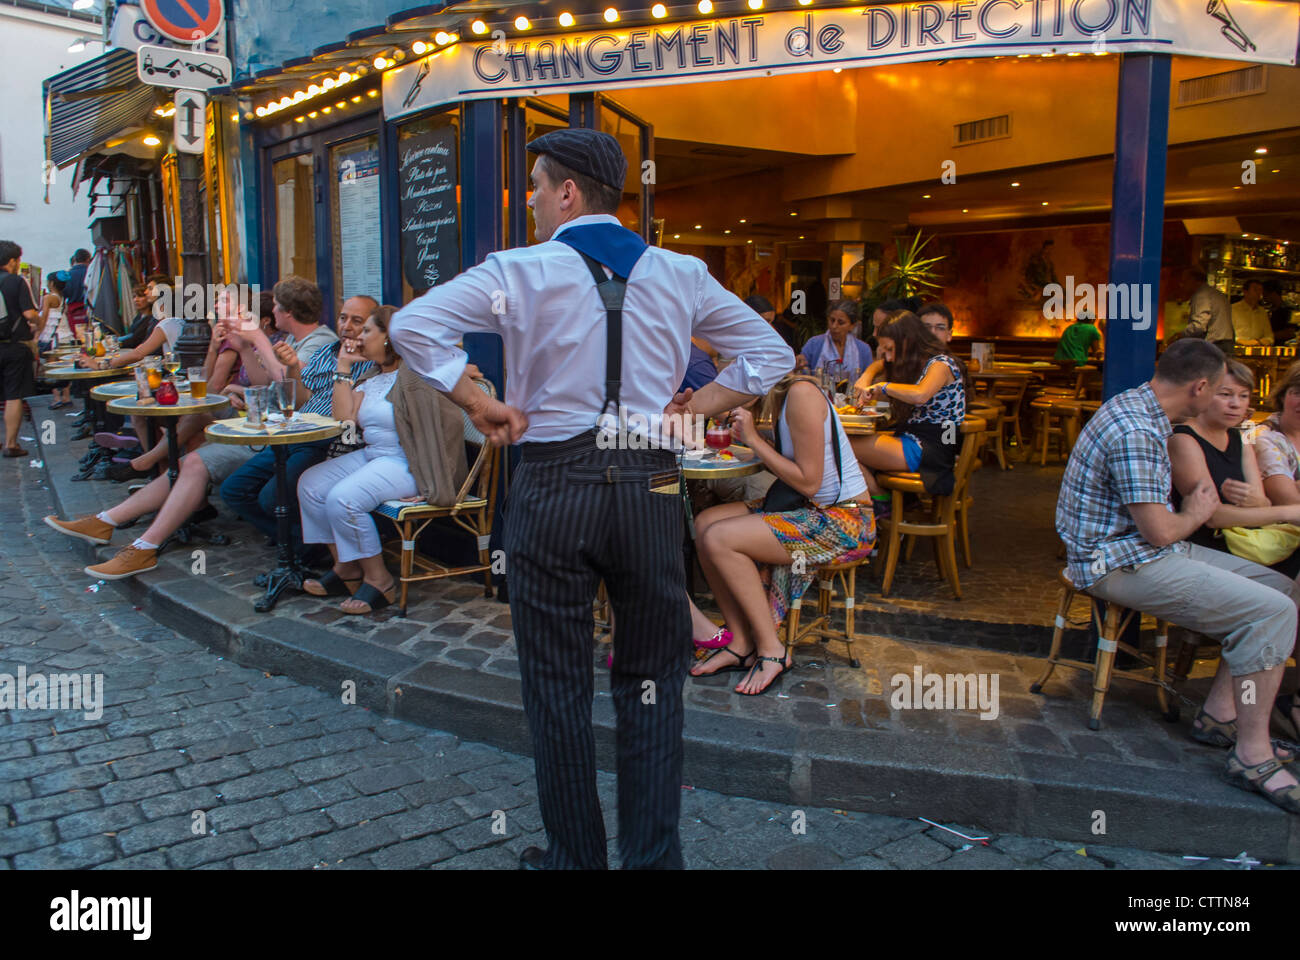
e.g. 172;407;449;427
471;19;488;34
739;218;747;223
322;77;335;90
746;240;753;244
790;211;797;216
798;0;812;5
435;31;452;45
832;67;842;73
67;38;86;52
412;41;428;55
698;0;712;12
72;0;94;8
308;111;318;118
747;0;763;8
922;194;931;199
673;234;681;239
1041;201;1049;206
295;116;306;123
336;101;345;109
515;16;531;29
308;84;321;95
559;12;575;25
1011;181;1020;187
799;235;805;239
962;208;969;213
372;57;387;70
724;229;731;234
651;3;667;16
321;106;332;113
142;135;161;146
367;89;378;97
604;7;619;22
351;95;362;103
694;224;702;229
293;91;306;102
255;106;267;117
1255;147;1268;154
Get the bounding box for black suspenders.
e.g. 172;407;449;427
572;250;627;426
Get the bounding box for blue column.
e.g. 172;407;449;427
569;92;598;129
1104;53;1171;400
460;99;505;394
505;99;528;248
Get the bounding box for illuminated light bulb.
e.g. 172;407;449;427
559;12;575;26
338;72;351;84
746;239;753;244
694;224;702;229
143;135;161;146
724;229;731;234
279;97;291;108
231;113;240;122
336;101;345;109
515;16;531;29
1256;147;1268;154
322;106;331;113
739;218;747;223
154;106;165;116
308;110;318;118
962;208;969;213
651;2;666;14
367;89;378;97
293;91;306;102
1011;181;1020;187
413;40;428;55
392;49;405;61
308;84;321;95
436;31;452;45
747;0;762;8
471;19;488;34
351;95;362;103
447;32;459;42
604;7;619;21
789;211;797;216
322;77;335;89
698;0;712;12
922;194;931;199
372;56;387;70
673;234;681;239
355;64;368;76
832;67;842;73
255;106;267;117
798;0;812;5
1041;201;1049;206
295;116;305;123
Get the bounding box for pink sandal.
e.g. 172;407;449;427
694;627;734;650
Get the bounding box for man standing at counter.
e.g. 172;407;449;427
1182;267;1234;355
1233;279;1273;346
389;128;793;870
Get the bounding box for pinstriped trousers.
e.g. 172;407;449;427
505;434;692;869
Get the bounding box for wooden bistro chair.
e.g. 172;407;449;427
967;399;1008;471
1030;570;1177;730
782;560;869;669
875;415;985;599
375;379;502;616
1030;396;1082;466
975;372;1030;460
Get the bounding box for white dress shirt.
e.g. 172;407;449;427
389;214;795;443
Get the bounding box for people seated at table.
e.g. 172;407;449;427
916;301;977;376
1169;360;1300;579
42;280;351;581
297;305;468;614
797;300;872;381
208;290;281;401
1254;362;1300;508
219;284;370;565
849;310;967;499
116;282;159;351
689;373;874;695
37;271;72;408
1057;338;1300;814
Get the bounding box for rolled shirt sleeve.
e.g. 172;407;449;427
389;257;508;392
690;269;794;395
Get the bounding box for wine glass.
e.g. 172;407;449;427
704;418;732;462
163;351;181;378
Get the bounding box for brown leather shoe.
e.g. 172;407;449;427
85;545;157;580
44;514;114;545
2;446;28;458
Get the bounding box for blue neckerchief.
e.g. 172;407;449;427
554;222;647;279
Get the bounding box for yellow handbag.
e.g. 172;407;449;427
1218;524;1300;566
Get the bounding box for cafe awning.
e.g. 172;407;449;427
44;47;159;167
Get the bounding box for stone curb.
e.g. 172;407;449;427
31;397;1300;862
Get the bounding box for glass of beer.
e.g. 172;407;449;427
188;367;207;399
145;358;163;391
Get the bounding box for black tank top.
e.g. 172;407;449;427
1170;425;1243;551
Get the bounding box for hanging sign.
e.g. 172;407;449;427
385;0;1299;119
173;89;206;155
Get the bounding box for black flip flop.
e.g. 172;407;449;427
303;569;360;597
737;656;793;697
342;582;395;615
692;644;756;676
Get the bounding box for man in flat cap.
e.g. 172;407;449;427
391;127;793;870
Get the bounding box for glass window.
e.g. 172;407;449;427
273;154;316;282
329;134;383;311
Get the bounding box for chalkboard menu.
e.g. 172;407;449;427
398;120;460;294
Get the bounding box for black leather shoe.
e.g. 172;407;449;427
519;846;546;870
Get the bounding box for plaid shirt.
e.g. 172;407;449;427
300;342;373;417
1056;382;1184;589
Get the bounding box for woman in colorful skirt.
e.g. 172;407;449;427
690;373;875;695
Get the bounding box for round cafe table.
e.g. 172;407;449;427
677;443;760;596
42;361;136;435
204;413;343;612
107;392;231;490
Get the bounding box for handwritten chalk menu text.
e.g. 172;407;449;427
399;120;460;293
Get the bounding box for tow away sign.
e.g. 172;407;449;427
173;90;206;155
137;44;231;90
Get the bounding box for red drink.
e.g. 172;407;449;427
155;380;179;405
705;424;731;452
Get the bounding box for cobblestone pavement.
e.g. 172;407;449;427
0;433;1276;870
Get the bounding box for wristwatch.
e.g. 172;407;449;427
332;372;350;384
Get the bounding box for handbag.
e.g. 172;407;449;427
761;393;843;513
1218;523;1300;566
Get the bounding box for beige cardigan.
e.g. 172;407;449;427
357;363;468;506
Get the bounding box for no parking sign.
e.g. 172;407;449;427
141;0;223;44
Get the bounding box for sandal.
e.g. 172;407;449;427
737;655;793;697
691;644;756;676
1192;706;1298;762
340;581;396;615
1222;748;1300;814
1273;693;1300;742
693;627;734;650
304;569;361;597
1190;707;1237;747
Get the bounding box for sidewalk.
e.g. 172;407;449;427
28;396;1300;862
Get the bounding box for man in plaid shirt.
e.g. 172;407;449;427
1057;338;1300;814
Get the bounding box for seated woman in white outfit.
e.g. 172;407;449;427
297;305;468;615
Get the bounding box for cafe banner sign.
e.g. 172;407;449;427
385;0;1299;119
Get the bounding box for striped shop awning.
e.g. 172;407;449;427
44;47;158;167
